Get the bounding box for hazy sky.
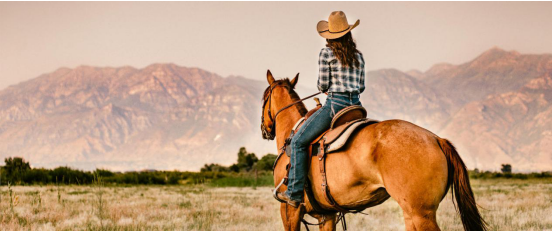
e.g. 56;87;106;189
0;2;551;90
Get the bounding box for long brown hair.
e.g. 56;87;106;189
326;32;360;68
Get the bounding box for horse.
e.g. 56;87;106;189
261;70;487;231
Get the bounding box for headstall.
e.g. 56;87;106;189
261;82;321;140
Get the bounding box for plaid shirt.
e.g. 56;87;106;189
317;47;365;93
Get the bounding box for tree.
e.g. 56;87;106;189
200;163;229;172
95;168;114;177
23;168;51;184
256;154;277;171
232;147;258;172
501;164;512;174
229;163;240;173
200;147;261;173
3;157;31;184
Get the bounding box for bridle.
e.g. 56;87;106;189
261;82;321;140
261;82;279;140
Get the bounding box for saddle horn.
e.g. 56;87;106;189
314;97;321;107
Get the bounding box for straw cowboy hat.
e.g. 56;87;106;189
317;11;360;39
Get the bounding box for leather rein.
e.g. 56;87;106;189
261;82;321;140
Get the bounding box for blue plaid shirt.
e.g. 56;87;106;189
317;47;365;93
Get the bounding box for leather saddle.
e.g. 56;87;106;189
285;103;378;157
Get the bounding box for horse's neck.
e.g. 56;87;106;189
274;101;304;149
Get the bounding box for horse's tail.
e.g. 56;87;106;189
438;138;488;231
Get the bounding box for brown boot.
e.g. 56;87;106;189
275;192;300;208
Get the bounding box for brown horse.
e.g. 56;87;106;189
261;70;487;231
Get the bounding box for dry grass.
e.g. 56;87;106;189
0;178;550;230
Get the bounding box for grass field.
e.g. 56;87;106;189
0;178;550;230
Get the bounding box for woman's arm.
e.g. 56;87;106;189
317;48;330;93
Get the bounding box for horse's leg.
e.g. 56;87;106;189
280;203;306;231
402;211;416;231
395;193;440;231
280;203;289;230
408;208;440;231
317;213;337;231
389;178;442;231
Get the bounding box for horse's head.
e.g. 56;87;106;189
261;70;299;140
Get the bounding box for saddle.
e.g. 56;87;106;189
279;98;379;213
285;101;377;158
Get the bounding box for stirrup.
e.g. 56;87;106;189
272;178;287;203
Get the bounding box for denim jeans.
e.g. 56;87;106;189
285;92;361;202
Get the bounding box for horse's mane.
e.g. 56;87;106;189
262;78;308;117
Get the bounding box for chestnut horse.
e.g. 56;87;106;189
261;71;487;231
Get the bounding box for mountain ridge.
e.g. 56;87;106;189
0;47;550;171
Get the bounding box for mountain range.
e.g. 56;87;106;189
0;47;550;171
362;48;551;171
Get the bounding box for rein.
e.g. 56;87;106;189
261;82;321;140
273;91;321;122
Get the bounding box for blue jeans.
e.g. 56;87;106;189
285;92;361;202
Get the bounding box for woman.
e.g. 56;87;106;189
277;11;365;207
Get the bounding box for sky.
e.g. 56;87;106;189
0;2;551;90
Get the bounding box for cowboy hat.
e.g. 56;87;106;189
317;11;360;39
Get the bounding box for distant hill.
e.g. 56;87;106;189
439;73;551;171
361;47;551;171
0;64;265;171
0;48;550;171
422;47;551;107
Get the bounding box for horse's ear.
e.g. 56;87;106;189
290;73;299;88
267;70;275;85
